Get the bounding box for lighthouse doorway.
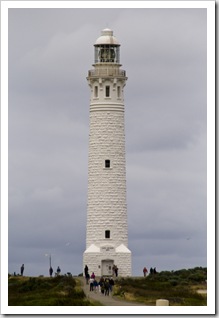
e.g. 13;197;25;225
101;260;114;276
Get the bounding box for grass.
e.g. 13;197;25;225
8;267;207;306
113;267;207;306
8;275;94;306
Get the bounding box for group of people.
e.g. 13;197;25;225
18;264;62;277
95;276;115;296
84;265;115;296
89;274;115;296
150;267;157;275
143;266;157;277
49;266;61;277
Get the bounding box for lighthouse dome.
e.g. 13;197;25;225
95;28;120;46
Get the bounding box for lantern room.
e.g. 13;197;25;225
94;28;120;64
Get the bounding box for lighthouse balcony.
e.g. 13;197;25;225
88;67;126;78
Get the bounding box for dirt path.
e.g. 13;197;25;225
78;277;146;306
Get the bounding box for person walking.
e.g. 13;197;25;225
91;272;95;279
93;279;98;293
143;267;148;277
114;265;118;277
84;265;89;277
85;272;90;285
104;278;110;296
89;277;94;291
57;266;61;275
49;267;53;277
99;277;105;294
20;264;24;276
109;277;114;292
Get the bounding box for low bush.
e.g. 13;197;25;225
114;267;207;306
8;275;91;306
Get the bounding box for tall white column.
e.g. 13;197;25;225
83;29;131;277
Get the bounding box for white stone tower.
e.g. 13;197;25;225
83;29;131;277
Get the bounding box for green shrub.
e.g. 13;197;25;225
113;267;207;306
8;276;91;306
180;280;189;286
188;273;205;283
169;279;178;286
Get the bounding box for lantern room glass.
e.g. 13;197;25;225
94;45;120;64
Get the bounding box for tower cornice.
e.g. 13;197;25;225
87;67;127;80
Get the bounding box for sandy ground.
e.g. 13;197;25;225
197;289;207;294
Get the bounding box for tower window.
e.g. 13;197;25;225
105;230;110;239
106;86;110;97
105;160;110;168
94;86;98;98
117;86;121;98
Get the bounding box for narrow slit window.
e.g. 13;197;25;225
105;230;110;239
94;86;98;98
106;86;110;97
105;160;110;168
117;86;121;98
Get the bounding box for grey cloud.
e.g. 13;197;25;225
7;7;207;276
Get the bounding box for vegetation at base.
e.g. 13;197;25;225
8;267;207;306
8;275;94;306
113;267;207;306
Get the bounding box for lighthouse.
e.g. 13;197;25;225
83;29;132;277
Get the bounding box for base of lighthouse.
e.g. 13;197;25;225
83;244;132;277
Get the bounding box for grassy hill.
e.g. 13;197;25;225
8;267;207;306
113;267;207;306
8;275;95;306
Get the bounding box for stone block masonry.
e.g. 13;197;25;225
83;29;132;277
86;110;128;247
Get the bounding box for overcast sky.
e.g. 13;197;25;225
7;6;208;277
